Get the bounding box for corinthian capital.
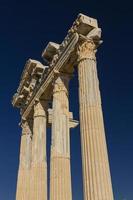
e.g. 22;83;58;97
21;120;32;135
77;40;96;62
77;27;102;62
53;76;69;95
34;100;47;117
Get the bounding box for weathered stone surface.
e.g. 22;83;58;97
42;42;60;62
16;120;32;200
12;59;48;108
77;39;114;200
48;108;78;128
50;76;77;200
68;13;98;35
30;101;47;200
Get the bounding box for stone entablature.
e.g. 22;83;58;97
12;13;101;119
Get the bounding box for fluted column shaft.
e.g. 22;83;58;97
16;120;32;200
77;40;114;200
50;76;72;200
30;100;47;200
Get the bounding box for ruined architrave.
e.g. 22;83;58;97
12;13;114;200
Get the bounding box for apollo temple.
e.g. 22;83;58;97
12;13;114;200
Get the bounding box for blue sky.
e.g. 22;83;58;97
0;0;133;199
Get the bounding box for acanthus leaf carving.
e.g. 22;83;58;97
77;40;96;62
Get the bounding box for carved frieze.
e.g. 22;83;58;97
12;59;48;108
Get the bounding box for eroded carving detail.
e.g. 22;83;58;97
77;40;96;61
53;76;69;95
21;120;32;136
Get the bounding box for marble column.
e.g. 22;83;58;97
77;40;114;200
50;76;72;200
30;100;47;200
16;119;32;200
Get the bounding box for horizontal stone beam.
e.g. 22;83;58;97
21;33;79;119
12;13;101;118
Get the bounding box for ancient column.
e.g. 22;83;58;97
30;100;47;200
16;120;32;200
77;39;114;200
50;75;72;200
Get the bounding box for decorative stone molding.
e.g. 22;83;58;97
77;40;96;62
12;59;48;108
